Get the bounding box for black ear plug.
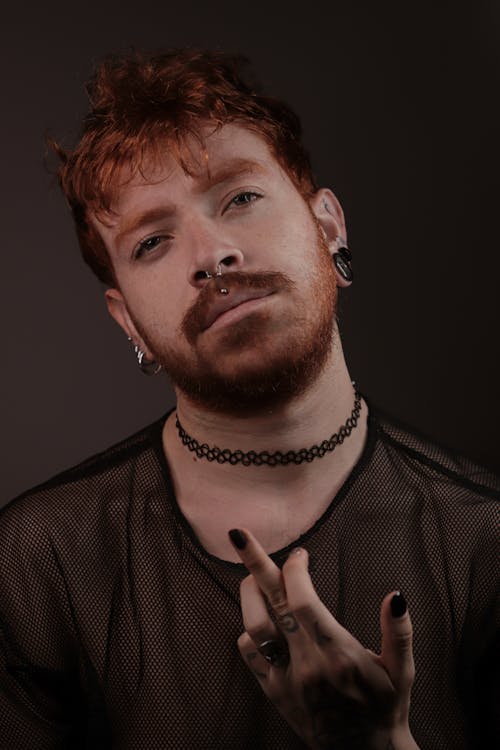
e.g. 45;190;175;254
337;245;352;263
333;252;353;282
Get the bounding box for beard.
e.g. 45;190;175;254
136;227;338;417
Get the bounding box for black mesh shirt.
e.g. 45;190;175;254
0;402;498;749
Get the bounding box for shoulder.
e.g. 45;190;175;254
366;402;499;630
369;402;500;504
0;414;168;545
365;400;499;561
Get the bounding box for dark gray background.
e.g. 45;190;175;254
2;0;499;505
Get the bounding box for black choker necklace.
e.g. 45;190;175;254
175;387;362;467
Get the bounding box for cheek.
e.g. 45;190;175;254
120;281;182;340
251;215;316;271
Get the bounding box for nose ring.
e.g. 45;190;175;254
204;263;223;279
203;263;229;294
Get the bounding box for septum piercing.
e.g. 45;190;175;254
204;263;223;279
204;263;229;294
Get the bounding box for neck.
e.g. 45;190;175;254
162;336;369;560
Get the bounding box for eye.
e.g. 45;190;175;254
134;235;168;259
228;191;262;209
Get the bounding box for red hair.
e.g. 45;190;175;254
54;49;318;285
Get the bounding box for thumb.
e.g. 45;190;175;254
380;591;415;691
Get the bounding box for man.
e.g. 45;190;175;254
0;49;497;749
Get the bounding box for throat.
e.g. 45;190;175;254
176;482;340;562
163;396;369;562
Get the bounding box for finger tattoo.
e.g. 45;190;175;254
278;612;299;633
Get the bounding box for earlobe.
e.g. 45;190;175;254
104;288;161;375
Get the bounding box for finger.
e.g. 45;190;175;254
240;574;289;665
237;631;272;682
229;528;289;617
282;547;352;646
380;591;415;690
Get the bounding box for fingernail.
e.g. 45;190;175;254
228;529;247;550
390;591;407;618
289;547;303;556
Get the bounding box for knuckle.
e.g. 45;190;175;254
392;630;413;654
237;631;252;651
268;587;288;615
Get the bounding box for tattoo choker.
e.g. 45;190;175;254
175;386;362;467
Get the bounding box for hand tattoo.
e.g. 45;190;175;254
314;620;332;646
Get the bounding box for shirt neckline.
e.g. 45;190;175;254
151;394;379;572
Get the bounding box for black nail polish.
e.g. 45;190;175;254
228;529;247;550
390;591;407;618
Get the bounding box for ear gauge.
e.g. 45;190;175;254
332;236;353;283
127;336;162;376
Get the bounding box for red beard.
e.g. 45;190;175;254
135;232;338;416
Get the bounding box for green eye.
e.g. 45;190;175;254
230;191;261;207
135;236;164;258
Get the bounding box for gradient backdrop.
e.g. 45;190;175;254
2;0;499;504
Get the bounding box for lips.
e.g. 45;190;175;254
201;287;274;331
181;270;292;345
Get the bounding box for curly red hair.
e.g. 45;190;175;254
54;49;318;285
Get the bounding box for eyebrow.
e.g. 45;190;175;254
193;157;266;192
114;158;266;249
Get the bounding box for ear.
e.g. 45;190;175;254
105;288;154;358
308;188;351;287
308;188;347;243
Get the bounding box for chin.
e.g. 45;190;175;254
168;325;335;417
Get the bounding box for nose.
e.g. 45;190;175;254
187;220;245;288
192;253;243;284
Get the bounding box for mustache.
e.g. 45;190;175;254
181;270;293;343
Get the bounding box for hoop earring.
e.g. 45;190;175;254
127;337;162;376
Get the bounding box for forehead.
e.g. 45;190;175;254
106;123;289;216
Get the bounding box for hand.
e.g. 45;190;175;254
229;528;419;750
